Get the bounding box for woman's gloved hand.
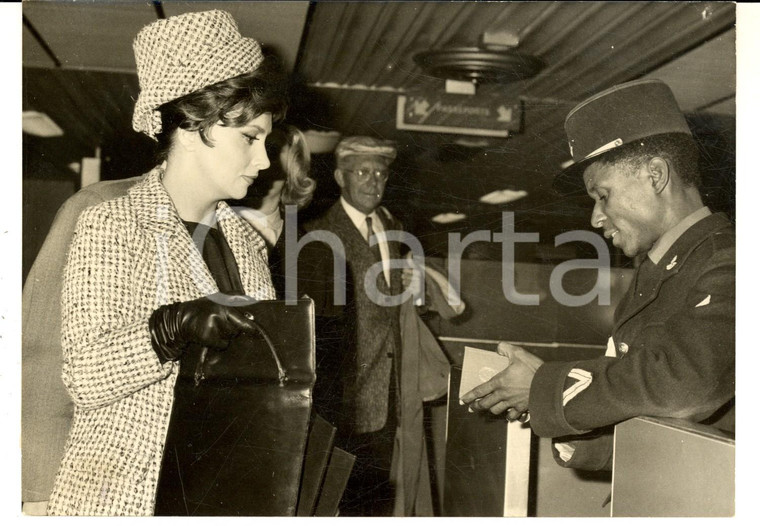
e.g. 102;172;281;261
149;295;256;363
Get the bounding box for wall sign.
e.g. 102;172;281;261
397;93;522;137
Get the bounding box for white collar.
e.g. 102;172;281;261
340;196;381;233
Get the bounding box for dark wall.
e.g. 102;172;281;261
427;257;632;350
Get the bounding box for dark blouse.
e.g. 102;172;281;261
183;221;245;295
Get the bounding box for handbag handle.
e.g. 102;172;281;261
193;312;289;387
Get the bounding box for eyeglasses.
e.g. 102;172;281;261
343;168;390;183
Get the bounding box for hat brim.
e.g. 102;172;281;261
552;130;695;195
551;151;608;196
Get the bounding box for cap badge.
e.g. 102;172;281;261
585;138;623;159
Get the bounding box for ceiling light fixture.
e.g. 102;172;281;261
415;47;543;84
445;79;476;95
452;137;493;148
22;111;63;137
432;212;467;224
479;189;528;205
414;31;543;85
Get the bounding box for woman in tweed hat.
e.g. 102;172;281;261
47;10;287;515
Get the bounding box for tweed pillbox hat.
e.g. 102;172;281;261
335;136;397;161
132;10;264;139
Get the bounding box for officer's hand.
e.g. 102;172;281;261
496;341;545;371
460;343;544;416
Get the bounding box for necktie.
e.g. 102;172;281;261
366;216;383;262
366;216;387;285
635;257;658;297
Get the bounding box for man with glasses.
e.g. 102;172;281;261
298;136;412;515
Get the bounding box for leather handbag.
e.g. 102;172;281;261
154;298;316;516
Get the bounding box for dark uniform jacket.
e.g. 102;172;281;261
529;213;735;470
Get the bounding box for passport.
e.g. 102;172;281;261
458;345;512;399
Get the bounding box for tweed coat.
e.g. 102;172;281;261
23;177;142;505
529;213;735;470
47;167;275;515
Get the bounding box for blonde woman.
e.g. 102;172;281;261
237;124;315;248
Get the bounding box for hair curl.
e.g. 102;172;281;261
596;133;701;188
277;125;316;209
154;57;288;163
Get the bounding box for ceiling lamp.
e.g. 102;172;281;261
479;189;528;205
432;212;467;224
22;111;63;137
415;48;543;84
452;137;493;148
414;31;543;85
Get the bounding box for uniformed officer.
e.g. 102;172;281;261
461;79;735;470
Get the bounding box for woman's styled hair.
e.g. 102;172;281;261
154;57;288;163
279;126;316;210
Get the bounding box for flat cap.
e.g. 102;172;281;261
335;136;397;161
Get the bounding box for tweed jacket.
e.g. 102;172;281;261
300;201;445;515
23;177;142;505
47;167;275;516
529;213;735;470
302;201;403;433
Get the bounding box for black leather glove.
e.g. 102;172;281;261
149;296;256;363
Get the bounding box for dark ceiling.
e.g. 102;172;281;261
22;1;736;263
